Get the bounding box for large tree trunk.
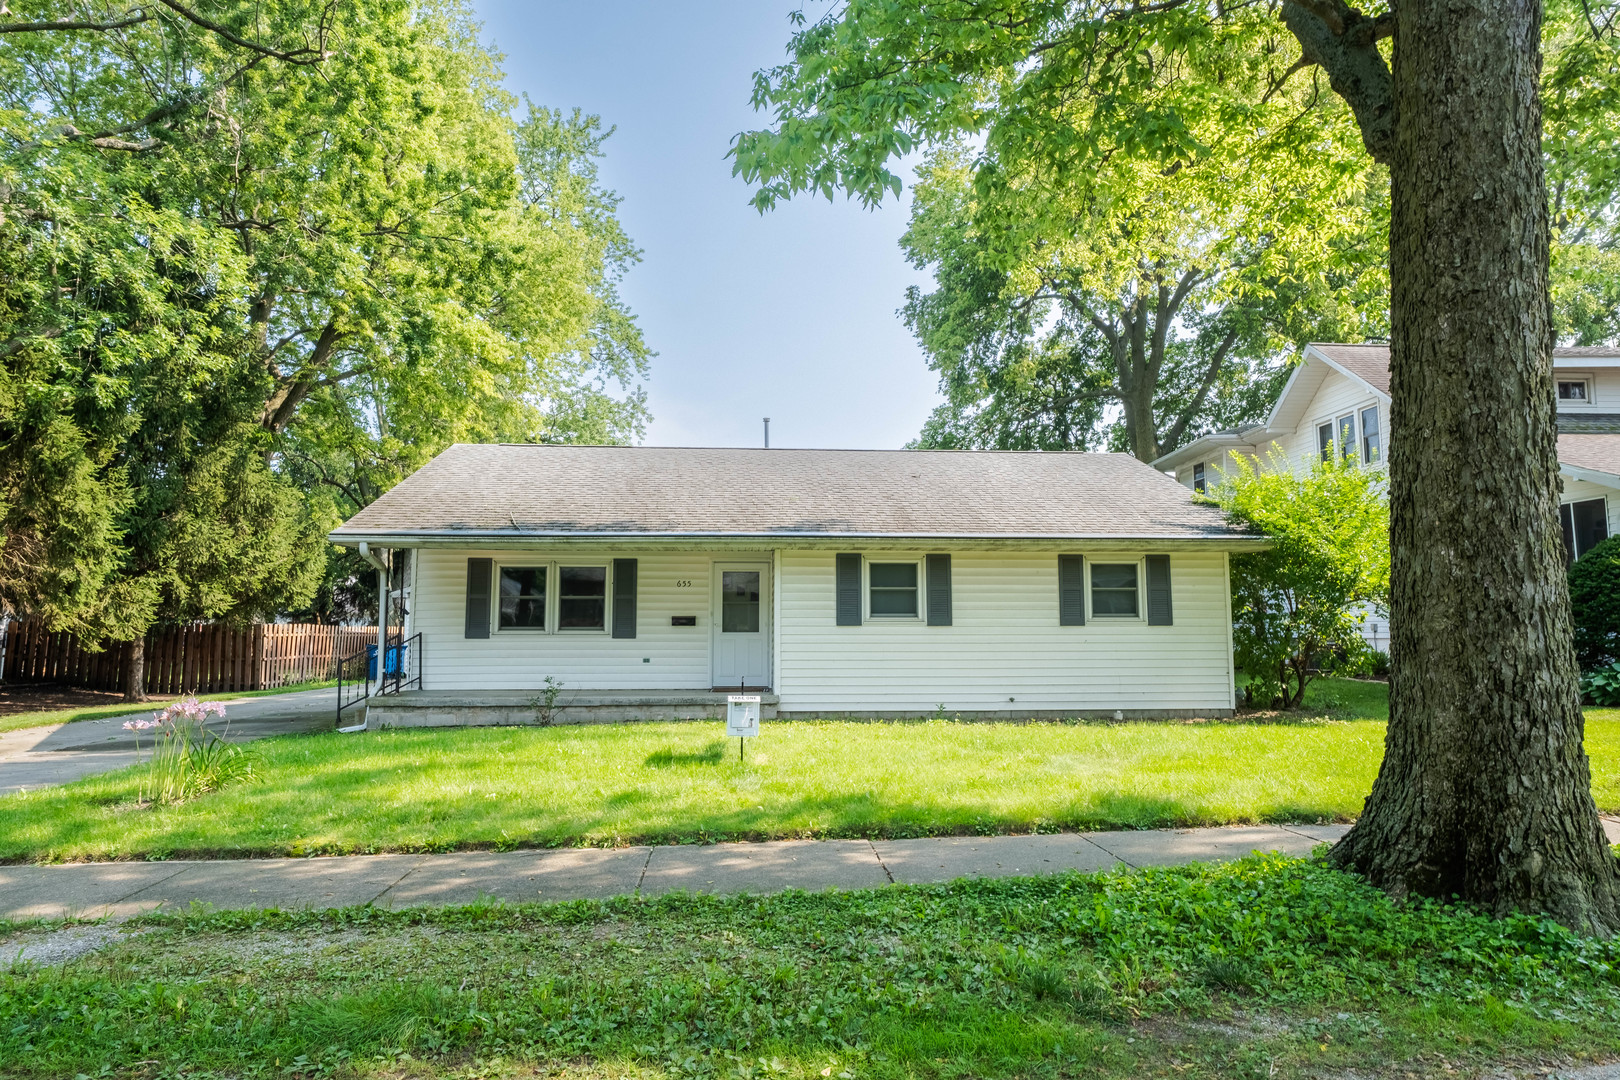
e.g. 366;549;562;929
123;635;147;703
1327;0;1620;933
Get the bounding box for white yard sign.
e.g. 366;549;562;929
726;695;761;738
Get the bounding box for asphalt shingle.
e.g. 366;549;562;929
330;445;1252;542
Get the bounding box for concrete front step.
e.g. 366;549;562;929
364;689;779;728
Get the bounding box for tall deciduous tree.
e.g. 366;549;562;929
734;0;1620;930
2;1;651;689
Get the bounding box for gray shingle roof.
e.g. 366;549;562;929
1559;434;1620;477
331;444;1254;543
1558;414;1620;435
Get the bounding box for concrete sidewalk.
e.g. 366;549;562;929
0;688;339;794
0;824;1353;920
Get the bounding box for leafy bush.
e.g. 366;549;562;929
1214;452;1390;708
122;697;256;804
1570;535;1620;670
1581;662;1620;707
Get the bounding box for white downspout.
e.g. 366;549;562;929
358;542;390;707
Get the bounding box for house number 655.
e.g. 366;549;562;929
675;580;693;587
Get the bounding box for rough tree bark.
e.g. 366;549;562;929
1285;0;1620;931
123;636;147;704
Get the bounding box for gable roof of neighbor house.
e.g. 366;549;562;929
330;444;1259;545
1558;434;1620;481
1151;342;1620;472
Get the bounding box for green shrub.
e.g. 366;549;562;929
1569;535;1620;670
1581;662;1620;707
1216;452;1389;709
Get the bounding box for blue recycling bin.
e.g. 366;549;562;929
365;642;408;680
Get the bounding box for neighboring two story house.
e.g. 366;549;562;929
1151;343;1620;651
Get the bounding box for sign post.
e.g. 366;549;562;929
726;695;761;762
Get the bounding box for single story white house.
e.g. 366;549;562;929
329;445;1265;726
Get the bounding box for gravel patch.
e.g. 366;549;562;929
2;924;137;967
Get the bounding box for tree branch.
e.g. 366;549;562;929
152;0;329;64
1158;328;1242;451
1279;0;1396;164
0;11;148;34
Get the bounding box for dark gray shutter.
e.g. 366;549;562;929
926;553;952;626
1058;555;1086;626
612;558;637;638
835;553;862;626
1146;554;1173;626
465;557;492;638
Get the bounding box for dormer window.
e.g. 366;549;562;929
1193;462;1206;493
1558;378;1592;403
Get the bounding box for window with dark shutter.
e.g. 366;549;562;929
612;558;637;638
926;554;952;626
836;553;862;625
1146;554;1173;626
1058;555;1085;626
465;557;492;639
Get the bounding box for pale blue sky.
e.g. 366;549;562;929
471;1;940;450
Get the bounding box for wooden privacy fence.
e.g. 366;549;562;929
0;621;376;695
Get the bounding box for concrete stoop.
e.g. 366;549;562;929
364;689;779;728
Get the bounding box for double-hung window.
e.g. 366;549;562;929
1317;422;1334;462
498;567;546;630
557;566;608;630
1360;406;1381;465
868;562;920;617
1336;414;1356;460
1090;563;1139;617
1193;462;1206;493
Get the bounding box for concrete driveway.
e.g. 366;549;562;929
0;688;339;794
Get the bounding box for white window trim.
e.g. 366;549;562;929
1313;398;1382;467
1088;556;1147;622
1557;373;1596;408
1358;404;1384;468
864;556;925;621
493;560;612;635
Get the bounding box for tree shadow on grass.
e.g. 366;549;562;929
643;741;728;768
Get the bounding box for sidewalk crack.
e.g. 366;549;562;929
367;855;431;909
634;846;654;895
1079;834;1136;869
868;839;895;885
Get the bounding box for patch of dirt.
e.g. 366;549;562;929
0;683;183;718
1136;1009;1294;1044
1;924;146;967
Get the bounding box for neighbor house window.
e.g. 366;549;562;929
498;566;546;630
1193;462;1206;493
1336;414;1356;460
1091;563;1139;617
1360;406;1381;465
1558;379;1591;403
557;565;607;629
1317;422;1334;462
1561;498;1609;562
868;562;919;617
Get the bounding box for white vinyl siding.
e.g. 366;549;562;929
1554;365;1620;410
413;548;733;691
775;548;1234;714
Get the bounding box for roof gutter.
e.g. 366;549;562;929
357;540;390;574
330;531;1271;551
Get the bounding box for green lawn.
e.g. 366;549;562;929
0;679;335;735
3;678;1614;861
5;856;1618;1079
